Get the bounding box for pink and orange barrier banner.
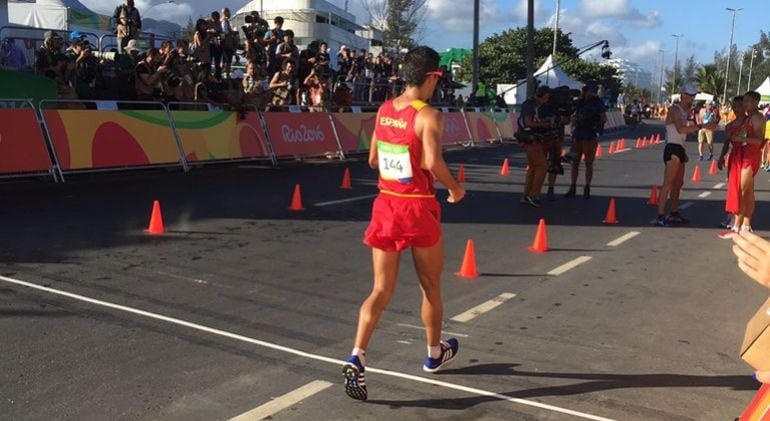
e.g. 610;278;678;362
43;109;183;171
466;111;502;142
441;111;472;145
498;112;519;140
0;108;53;176
262;112;340;157
332;112;377;152
171;111;270;162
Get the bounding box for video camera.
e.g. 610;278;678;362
549;85;580;117
243;14;269;41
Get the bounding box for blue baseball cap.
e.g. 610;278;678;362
70;31;86;42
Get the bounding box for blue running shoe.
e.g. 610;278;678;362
342;356;367;401
655;216;671;227
423;338;459;373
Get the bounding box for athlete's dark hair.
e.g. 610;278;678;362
732;95;743;103
401;46;440;86
744;91;760;102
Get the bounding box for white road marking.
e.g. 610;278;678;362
314;194;378;207
713;182;725;189
547;256;593;276
228;380;332;421
156;271;208;285
0;275;615;421
450;293;517;323
680;202;694;210
396;323;470;338
697;191;712;198
397;340;412;345
613;148;631;154
606;231;640;247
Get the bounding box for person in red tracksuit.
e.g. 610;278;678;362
342;46;465;401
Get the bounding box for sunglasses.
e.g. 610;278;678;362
426;70;444;78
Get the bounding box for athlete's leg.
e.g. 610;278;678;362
570;140;584;188
740;166;756;228
698;131;705;158
411;242;444;347
670;161;686;214
583;139;598;188
353;248;401;350
706;130;714;155
657;157;681;216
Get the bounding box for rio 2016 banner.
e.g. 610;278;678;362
170;111;270;162
466;111;502;143
0;109;53;175
43;109;184;171
441;111;472;145
332;112;377;152
262;112;340;157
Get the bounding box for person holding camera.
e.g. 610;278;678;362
135;48;168;101
193;19;216;80
517;85;553;207
242;11;268;66
113;0;141;54
269;59;296;107
566;82;606;199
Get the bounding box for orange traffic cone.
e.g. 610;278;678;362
635;138;641;149
500;158;510;176
656;134;661;143
455;239;479;278
146;200;165;235
691;165;702;182
642;136;648;146
457;164;466;183
340;168;352;189
647;185;659;205
641;138;648;148
528;219;549;252
619;138;626;150
595;144;603;158
289;184;305;211
608;141;616;154
709;159;718;175
603;198;618;224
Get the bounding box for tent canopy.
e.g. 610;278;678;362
533;55;581;90
9;0;112;32
440;48;471;68
756;77;770;102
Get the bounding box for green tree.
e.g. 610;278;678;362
455;27;579;86
695;64;724;96
362;0;427;50
683;55;698;82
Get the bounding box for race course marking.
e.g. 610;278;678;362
713;183;725;189
679;202;694;210
697;192;712;198
229;380;332;421
314;194;378;207
547;256;592;276
396;323;469;338
450;293;517;323
0;275;615;421
606;231;640;247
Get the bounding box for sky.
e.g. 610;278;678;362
79;0;769;73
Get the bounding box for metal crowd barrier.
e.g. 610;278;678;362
0;98;57;181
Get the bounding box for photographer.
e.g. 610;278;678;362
517;86;553;207
566;81;606;199
540;88;571;201
304;67;330;112
220;8;238;79
269;59;296;107
135;48;168;101
113;0;141;54
208;11;224;80
265;16;285;75
242;12;268;66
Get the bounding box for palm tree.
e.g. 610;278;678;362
695;64;724;99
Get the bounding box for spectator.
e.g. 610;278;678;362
135;48;167;101
332;81;352;110
193;18;215;78
44;53;77;102
1;38;27;70
265;16;285;75
35;31;63;76
113;0;141;54
270;59;296;107
124;39;141;64
304;68;329;111
275;30;299;69
220;8;237;79
242;11;268;66
243;61;270;110
208;11;223;80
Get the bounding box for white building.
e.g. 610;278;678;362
235;0;382;53
605;58;653;89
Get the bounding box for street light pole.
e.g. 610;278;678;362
552;0;561;57
471;0;479;95
671;34;683;93
525;0;535;98
723;7;742;105
737;51;744;96
658;49;665;103
747;48;757;92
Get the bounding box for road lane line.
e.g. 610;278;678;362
229;380;332;421
314;194;378;207
396;323;469;338
606;231;640;247
547;256;592;276
680;202;694;209
697;191;712;198
450;293;517;323
0;275;614;421
713;182;725;189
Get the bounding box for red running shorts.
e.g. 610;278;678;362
363;194;442;252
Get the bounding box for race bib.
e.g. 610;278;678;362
377;141;413;183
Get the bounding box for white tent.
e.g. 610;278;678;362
756;77;770;103
1;0;9;29
9;0;109;32
497;55;582;104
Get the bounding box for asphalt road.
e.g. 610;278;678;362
1;118;768;421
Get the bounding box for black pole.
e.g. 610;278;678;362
471;0;479;94
525;0;535;98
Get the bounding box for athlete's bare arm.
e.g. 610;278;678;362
416;106;465;203
747;112;766;145
368;110;382;169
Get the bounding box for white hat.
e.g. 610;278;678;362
680;81;698;96
125;39;140;52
